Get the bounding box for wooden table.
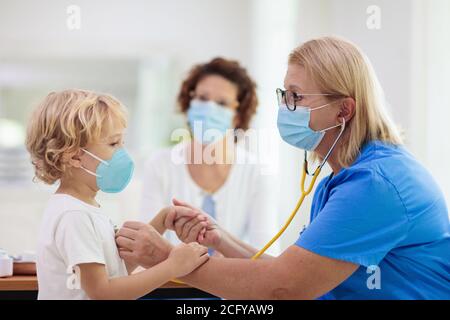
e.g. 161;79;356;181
0;276;38;291
0;276;217;300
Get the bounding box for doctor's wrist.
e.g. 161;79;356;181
211;227;231;253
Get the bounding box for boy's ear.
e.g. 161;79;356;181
65;149;83;169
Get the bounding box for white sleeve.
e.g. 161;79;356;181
246;169;281;256
54;211;105;269
139;154;169;223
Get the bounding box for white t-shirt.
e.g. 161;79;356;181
36;194;128;300
139;142;281;255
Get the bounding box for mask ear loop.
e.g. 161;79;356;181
80;166;100;177
81;148;109;166
304;117;346;177
80;148;109;178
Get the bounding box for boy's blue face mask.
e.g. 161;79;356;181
81;148;134;193
187;99;235;145
277;102;342;151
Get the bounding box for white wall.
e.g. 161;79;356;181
0;0;252;65
422;0;450;204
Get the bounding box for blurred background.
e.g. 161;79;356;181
0;0;449;255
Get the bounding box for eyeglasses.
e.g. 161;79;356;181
276;88;336;111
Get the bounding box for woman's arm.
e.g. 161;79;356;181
116;220;358;299
150;207;171;235
214;227;273;259
170;199;272;259
180;245;358;300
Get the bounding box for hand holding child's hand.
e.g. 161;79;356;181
171;198;223;249
167;242;209;278
163;204;203;232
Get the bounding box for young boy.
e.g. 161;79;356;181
26;89;209;300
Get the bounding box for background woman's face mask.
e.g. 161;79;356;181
187;99;234;145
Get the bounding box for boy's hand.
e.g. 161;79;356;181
167;242;209;278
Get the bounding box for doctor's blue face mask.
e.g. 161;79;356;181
187;99;235;145
80;148;135;193
276;89;342;151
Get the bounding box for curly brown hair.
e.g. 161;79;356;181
177;57;258;131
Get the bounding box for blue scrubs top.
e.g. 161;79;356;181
295;141;450;300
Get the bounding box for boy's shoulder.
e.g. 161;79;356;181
41;194;113;238
43;194;103;223
46;193;96;211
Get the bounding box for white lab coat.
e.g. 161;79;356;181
139;142;281;255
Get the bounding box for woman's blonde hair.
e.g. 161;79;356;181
26;89;127;185
289;36;403;167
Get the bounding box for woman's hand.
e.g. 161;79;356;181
171;198;223;250
116;222;173;269
166;242;209;278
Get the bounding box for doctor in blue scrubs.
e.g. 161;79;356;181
116;36;450;299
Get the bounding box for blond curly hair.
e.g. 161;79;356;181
26;89;127;184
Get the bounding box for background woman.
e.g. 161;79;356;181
139;57;280;254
